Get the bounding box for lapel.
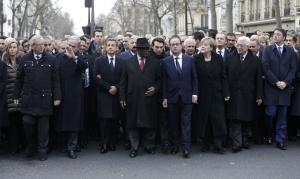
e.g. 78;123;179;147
169;56;179;75
272;44;282;59
241;52;251;72
181;55;187;75
132;55;143;73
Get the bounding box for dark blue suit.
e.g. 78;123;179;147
162;54;198;150
94;55;123;146
262;44;297;144
119;51;134;61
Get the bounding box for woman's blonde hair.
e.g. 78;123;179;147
200;37;217;51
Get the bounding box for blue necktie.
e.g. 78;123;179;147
277;46;282;56
109;58;114;72
175;57;181;74
84;65;90;88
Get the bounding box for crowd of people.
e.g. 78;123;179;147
0;27;299;161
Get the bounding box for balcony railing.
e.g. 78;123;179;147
255;13;260;20
284;8;290;16
264;11;270;19
241;14;245;22
249;13;254;21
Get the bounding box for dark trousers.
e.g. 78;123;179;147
157;105;169;144
168;100;192;150
229;119;251;148
80;87;97;146
67;132;78;151
99;118;118;146
128;128;156;150
203;119;224;148
265;105;288;143
8;112;25;152
23;115;49;153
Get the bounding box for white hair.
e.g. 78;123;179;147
68;35;80;44
183;38;196;46
29;35;44;45
237;36;250;46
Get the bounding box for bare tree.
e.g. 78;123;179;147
274;0;282;28
210;0;217;30
225;0;233;33
135;0;173;35
9;0;25;37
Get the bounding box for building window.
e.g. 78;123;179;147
8;19;11;26
201;14;208;28
256;0;260;20
284;0;290;16
272;5;276;18
265;0;270;19
250;0;254;21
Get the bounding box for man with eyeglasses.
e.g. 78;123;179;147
225;36;263;153
161;35;198;158
56;36;88;159
14;35;61;161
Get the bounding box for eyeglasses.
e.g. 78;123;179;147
69;44;77;48
170;43;181;46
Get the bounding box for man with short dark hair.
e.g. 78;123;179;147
262;28;297;150
162;35;198;158
226;33;237;53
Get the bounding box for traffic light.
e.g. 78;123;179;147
85;0;92;8
82;26;91;35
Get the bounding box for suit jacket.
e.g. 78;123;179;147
162;54;198;104
119;55;161;129
226;50;263;121
262;44;297;106
119;51;134;61
94;55;123;119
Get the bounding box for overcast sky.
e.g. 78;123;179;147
55;0;116;35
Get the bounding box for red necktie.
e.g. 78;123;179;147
139;57;145;71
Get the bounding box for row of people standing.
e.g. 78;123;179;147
0;27;299;161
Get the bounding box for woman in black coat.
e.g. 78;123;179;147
1;38;24;153
194;37;229;154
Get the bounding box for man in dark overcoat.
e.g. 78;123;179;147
94;38;122;153
0;61;7;130
262;28;297;150
119;38;161;158
225;36;263;153
14;35;61;161
56;36;88;159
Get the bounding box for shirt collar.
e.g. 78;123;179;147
173;53;182;60
107;55;116;59
275;43;284;49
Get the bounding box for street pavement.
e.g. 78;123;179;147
1;142;300;179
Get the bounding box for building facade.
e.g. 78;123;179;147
236;0;296;34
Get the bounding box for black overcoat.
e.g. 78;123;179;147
119;55;161;129
225;51;263;121
56;53;87;132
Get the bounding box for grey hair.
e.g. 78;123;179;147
237;36;250;46
29;35;44;45
68;35;80;44
183;38;196;46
